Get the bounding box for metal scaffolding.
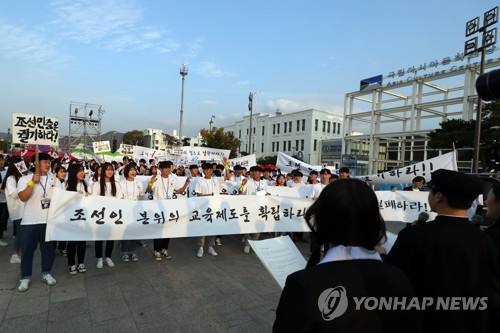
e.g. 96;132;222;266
68;102;105;152
343;58;500;174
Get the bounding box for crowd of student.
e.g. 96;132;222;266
0;153;338;293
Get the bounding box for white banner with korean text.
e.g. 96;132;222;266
356;152;457;184
119;144;134;156
92;141;111;154
12;113;59;146
132;146;173;161
46;188;310;241
180;147;230;163
228;154;257;168
276;152;321;174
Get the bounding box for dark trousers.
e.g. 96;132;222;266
95;240;114;258
0;202;8;238
67;241;86;266
20;224;55;279
154;238;170;252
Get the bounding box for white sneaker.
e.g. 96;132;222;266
10;254;21;264
0;239;8;247
18;279;30;292
131;252;139;261
215;238;222;246
42;273;57;286
208;246;218;256
197;247;204;258
96;258;103;269
105;258;114;267
69;265;77;275
244;245;251;254
77;264;87;273
154;251;162;261
161;249;172;260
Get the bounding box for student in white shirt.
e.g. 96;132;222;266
195;158;231;258
119;164;144;262
17;153;57;292
238;165;269;253
146;160;190;261
92;162;123;269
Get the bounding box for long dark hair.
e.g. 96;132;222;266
66;164;87;193
99;162;116;197
1;157;23;190
305;178;386;267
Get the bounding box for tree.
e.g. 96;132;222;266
427;101;500;171
163;133;180;147
122;130;144;146
181;137;191;146
199;127;240;158
257;155;277;165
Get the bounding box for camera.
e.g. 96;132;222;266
476;68;500;101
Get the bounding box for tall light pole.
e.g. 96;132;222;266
209;115;215;131
248;92;254;154
465;6;498;172
179;64;188;145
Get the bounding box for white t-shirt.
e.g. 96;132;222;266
0;168;7;203
119;179;144;200
5;175;25;220
151;174;179;200
17;173;55;225
242;178;268;195
195;177;225;196
91;180;123;198
230;174;245;183
312;182;328;199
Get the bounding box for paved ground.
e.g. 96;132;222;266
0;222;405;333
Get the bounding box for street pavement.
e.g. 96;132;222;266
0;222;405;333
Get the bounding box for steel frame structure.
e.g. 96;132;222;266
68;102;105;152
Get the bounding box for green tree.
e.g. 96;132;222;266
0;140;9;154
427;101;500;171
122;130;144;146
200;127;240;158
257;155;277;165
181;137;191;146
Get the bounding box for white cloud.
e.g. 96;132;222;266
264;95;343;115
0;23;70;66
234;80;250;87
196;61;232;78
49;0;181;54
197;100;218;107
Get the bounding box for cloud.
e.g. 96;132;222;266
49;0;181;54
0;23;70;66
234;80;250;87
197;100;218;107
196;61;232;78
264;95;343;115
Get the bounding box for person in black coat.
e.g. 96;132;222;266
402;176;425;191
273;179;422;333
384;169;500;333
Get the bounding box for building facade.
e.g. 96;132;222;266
343;56;500;174
224;109;343;165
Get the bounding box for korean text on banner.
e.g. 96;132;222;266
12;113;59;146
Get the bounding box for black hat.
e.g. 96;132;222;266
429;169;482;201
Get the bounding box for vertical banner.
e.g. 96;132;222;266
12;113;59;146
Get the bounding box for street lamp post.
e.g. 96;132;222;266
465;6;498;172
209;115;215;131
248;92;254;154
179;64;188;145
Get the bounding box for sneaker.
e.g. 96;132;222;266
154;251;162;261
105;258;114;267
77;264;87;273
10;254;21;264
161;249;172;260
60;249;67;256
121;253;130;262
131;252;139;262
69;265;77;275
208;246;218;256
197;247;204;258
138;241;148;247
215;238;222;246
96;258;103;269
42;273;57;286
18;279;30;292
244;245;251;254
0;239;8;247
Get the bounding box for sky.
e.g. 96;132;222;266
0;0;499;138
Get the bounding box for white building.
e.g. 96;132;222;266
143;129;204;149
223;109;343;164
